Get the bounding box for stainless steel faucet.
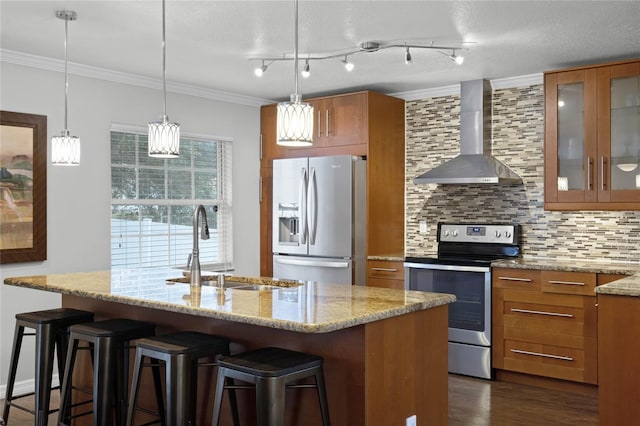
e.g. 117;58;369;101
190;204;210;287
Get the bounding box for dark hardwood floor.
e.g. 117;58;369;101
449;374;598;426
1;375;599;425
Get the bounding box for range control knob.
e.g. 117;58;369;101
452;230;459;237
495;231;502;238
444;230;450;237
505;231;512;239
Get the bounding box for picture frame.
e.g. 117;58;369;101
0;110;47;264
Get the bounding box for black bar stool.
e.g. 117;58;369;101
57;319;156;426
2;308;94;426
126;331;239;426
211;347;330;426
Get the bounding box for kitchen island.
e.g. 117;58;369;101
4;269;455;425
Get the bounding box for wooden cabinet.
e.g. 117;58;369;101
493;268;598;384
309;93;368;148
367;260;405;290
544;58;640;210
598;293;640;424
259;91;405;278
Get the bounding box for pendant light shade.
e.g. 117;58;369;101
277;0;314;147
148;0;180;158
52;10;80;166
277;94;314;146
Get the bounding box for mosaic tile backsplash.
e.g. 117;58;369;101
405;84;640;263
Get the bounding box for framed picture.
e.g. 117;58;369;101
0;111;47;264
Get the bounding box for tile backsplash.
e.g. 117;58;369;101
405;84;640;263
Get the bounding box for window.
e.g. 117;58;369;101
110;125;232;271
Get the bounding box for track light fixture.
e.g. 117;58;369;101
255;60;270;77
342;56;354;72
302;59;310;78
250;40;467;74
405;46;413;64
443;49;465;65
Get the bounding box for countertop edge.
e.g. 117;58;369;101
4;275;456;333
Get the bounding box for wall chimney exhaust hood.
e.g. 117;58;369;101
413;79;523;185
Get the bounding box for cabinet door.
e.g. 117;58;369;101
324;93;368;147
544;69;598;204
260;104;288;166
598;62;640;202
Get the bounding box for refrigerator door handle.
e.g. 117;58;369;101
308;167;317;245
299;168;308;244
274;257;349;268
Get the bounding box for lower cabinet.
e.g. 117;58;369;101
366;260;405;290
492;268;598;384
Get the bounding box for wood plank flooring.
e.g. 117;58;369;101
1;375;598;425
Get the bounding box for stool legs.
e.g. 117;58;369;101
314;371;330;426
2;323;24;423
34;323;57;426
256;377;286;426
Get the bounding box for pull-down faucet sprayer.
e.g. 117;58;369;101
190;204;210;287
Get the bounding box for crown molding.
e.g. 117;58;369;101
392;73;543;101
0;49;271;108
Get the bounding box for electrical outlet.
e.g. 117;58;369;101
419;220;428;234
406;414;417;426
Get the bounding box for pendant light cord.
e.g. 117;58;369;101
64;16;69;131
293;0;299;98
162;0;167;119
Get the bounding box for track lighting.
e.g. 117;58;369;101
255;60;269;77
342;56;354;72
405;47;412;64
251;40;467;76
302;59;310;78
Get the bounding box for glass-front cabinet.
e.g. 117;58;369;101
545;59;640;209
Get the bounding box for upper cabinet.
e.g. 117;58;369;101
544;59;640;210
309;93;368;148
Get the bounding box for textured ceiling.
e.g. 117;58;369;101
1;1;639;103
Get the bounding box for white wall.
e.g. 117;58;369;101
0;61;261;392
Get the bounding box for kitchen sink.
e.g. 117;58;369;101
166;276;301;291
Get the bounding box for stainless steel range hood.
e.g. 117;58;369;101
413;79;523;184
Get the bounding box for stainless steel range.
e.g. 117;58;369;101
405;223;521;379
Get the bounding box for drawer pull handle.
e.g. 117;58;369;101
498;276;532;282
510;349;573;362
510;308;573;318
371;268;398;272
548;280;586;286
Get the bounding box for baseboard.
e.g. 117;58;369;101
0;374;59;400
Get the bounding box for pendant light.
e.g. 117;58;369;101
148;0;180;158
51;10;80;166
276;0;314;147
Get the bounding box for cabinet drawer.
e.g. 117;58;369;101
495;332;597;384
367;260;404;280
493;288;597;336
541;270;596;296
493;268;541;290
367;277;405;290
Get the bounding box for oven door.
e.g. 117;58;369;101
405;262;491;346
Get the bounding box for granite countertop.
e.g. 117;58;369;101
3;269;455;334
492;258;640;297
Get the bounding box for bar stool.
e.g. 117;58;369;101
126;331;240;426
2;308;94;426
211;347;330;426
57;319;156;426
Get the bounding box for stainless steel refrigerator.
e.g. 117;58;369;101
272;155;366;285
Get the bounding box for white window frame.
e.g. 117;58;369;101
110;123;233;271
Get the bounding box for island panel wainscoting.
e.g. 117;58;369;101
4;269;455;425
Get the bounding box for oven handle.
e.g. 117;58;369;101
404;263;490;273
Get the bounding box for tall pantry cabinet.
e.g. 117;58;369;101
259;91;405;280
